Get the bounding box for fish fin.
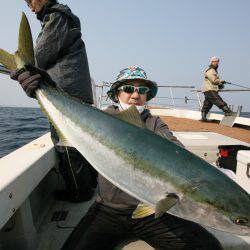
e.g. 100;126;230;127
0;13;34;71
155;193;180;218
0;49;16;70
132;203;155;219
16;12;35;67
113;105;146;128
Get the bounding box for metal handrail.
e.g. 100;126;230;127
153;85;202;110
95;83;203;110
193;89;250;92
95;83;249;111
158;85;195;88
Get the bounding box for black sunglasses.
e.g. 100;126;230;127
118;85;150;94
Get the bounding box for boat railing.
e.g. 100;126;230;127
95;82;250;113
150;85;202;110
193;88;250;113
95;82;113;109
95;82;203;110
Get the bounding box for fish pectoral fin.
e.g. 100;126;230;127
113;105;146;128
155;193;180;218
132;203;155;219
132;193;180;219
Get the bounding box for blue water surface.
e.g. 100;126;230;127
0;107;49;158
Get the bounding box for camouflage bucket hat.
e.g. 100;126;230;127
107;66;158;103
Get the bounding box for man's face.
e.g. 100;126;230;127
211;60;219;67
117;80;148;106
26;0;47;14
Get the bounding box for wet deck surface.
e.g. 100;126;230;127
160;116;250;143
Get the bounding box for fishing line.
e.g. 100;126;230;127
225;82;250;90
55;148;77;229
65;146;79;190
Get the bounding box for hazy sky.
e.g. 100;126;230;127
0;0;249;111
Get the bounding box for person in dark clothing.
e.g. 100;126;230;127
62;67;223;250
201;56;234;122
13;0;97;202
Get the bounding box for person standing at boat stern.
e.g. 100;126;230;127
11;0;97;202
62;67;222;250
201;56;233;122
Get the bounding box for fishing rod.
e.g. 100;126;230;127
0;65;11;75
225;81;250;90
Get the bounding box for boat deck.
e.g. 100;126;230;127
37;193;154;250
1;129;250;249
160;116;250;144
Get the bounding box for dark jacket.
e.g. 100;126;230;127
96;105;184;211
35;2;93;104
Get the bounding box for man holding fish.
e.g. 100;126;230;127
13;0;98;203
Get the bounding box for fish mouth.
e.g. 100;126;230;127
169;195;250;236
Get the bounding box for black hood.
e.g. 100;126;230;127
37;1;80;27
36;0;57;21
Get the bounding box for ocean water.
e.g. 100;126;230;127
0;107;49;158
241;112;250;118
0;106;249;159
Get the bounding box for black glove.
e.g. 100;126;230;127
218;83;225;89
218;80;226;90
10;65;56;98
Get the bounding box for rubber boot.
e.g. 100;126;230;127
200;111;208;122
221;106;234;116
